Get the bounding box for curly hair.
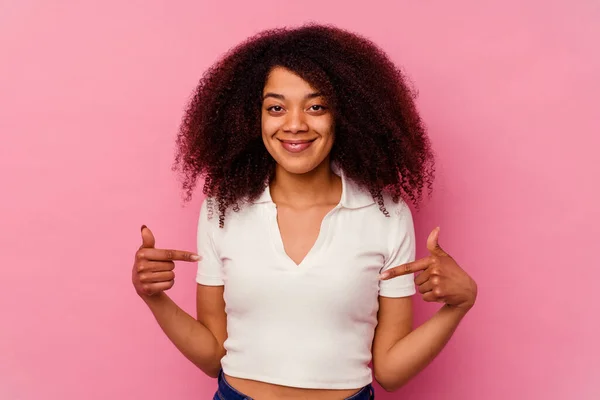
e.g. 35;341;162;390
173;23;435;227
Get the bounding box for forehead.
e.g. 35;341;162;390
263;67;318;94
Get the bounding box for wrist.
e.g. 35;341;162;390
140;291;168;306
442;302;472;318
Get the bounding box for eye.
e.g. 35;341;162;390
307;104;328;115
267;105;284;113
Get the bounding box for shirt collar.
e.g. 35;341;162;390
252;162;375;209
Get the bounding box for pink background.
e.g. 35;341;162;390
1;1;598;399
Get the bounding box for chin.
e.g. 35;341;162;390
274;155;325;175
277;160;319;175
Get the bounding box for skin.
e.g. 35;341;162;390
131;66;477;399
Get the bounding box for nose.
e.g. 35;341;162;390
282;109;309;134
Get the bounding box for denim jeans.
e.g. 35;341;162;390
213;370;375;400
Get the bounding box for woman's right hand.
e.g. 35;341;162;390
132;225;201;297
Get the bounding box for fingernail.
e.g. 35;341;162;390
141;225;147;232
379;272;390;280
191;254;200;261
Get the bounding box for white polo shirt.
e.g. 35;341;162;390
195;166;416;389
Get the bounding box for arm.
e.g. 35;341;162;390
372;296;468;391
374;226;478;391
134;206;227;378
141;284;226;378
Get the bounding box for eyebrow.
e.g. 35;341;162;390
262;92;323;101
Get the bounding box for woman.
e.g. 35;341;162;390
132;24;477;400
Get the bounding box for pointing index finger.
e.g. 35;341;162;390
139;248;201;262
379;256;433;280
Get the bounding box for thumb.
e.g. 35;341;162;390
140;225;156;249
426;226;447;256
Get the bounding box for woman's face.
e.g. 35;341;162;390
261;67;334;176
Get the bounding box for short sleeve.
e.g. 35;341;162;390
195;198;224;286
378;201;417;298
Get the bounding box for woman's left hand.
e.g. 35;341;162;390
379;227;478;311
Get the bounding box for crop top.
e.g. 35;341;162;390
195;166;416;389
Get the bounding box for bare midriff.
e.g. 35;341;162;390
224;374;363;400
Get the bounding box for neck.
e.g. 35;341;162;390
270;159;342;208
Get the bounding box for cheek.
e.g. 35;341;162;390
317;118;335;142
261;114;279;136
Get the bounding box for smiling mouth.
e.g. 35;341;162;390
278;138;316;153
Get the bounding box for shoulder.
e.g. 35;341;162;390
342;174;412;226
372;193;414;231
377;194;415;256
379;194;417;268
199;196;263;233
199;197;218;226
